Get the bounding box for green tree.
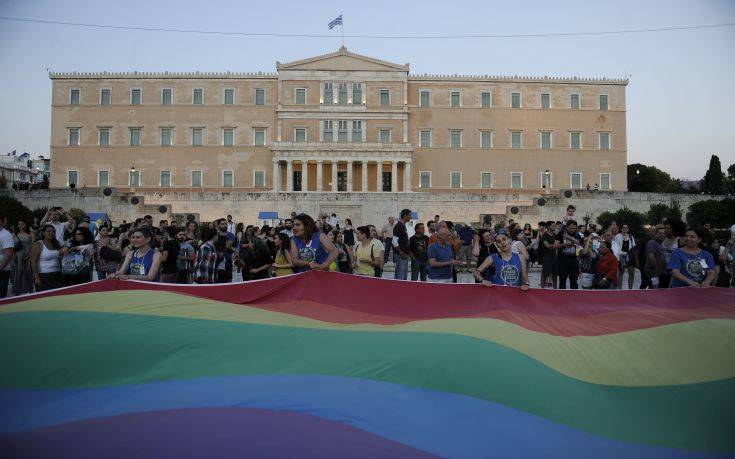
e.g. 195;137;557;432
596;207;648;239
686;198;735;228
700;155;725;195
726;164;735;194
627;164;679;193
647;201;682;225
0;195;31;225
66;208;87;223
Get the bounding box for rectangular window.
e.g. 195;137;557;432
293;170;302;192
420;90;430;107
451;171;462;188
294;128;306;143
541;93;550;109
129;170;140;187
253;170;265;188
450;130;462;148
599;132;610;150
191;170;202;187
380;89;390;106
223;128;235;146
480;131;492;149
352;121;362;142
295;88;306;105
162;88;172;105
571;173;582;189
69;128;80;147
323;120;333;142
570;93;580;110
481;172;492;189
540;131;551;149
222;171;234;187
160;170;171;187
337;171;347;191
352;83;362;104
129;128;141;146
224;88;234;105
99;128;110;147
68;170;78;186
253;88;265;105
192;128;203;147
337;121;348;143
570;132;581;150
193;88;203;105
481;91;492;108
511;172;522;189
131;89;141;105
420;171;431;188
511;92;521;108
70;89;80;105
450;91;461;107
324;83;333;104
599;94;608;111
254;128;266;146
161;128;172;146
541;171;553;189
98;170;109;187
382;171;392;192
600;173;611;190
100;89;111;105
419;130;431;147
338;83;348;105
379;128;390;143
511;131;522;149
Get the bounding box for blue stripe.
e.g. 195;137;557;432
0;375;723;459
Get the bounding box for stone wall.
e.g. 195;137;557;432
2;188;725;227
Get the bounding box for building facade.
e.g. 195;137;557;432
49;47;627;193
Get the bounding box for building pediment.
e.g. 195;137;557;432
277;46;409;72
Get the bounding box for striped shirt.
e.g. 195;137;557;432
193;241;218;284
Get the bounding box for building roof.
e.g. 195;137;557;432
276;46;410;71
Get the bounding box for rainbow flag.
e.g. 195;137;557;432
1;272;734;458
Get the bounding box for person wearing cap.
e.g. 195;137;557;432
474;229;529;290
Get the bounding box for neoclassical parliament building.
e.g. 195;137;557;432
49;47;627;195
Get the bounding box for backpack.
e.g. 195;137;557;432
61;252;86;275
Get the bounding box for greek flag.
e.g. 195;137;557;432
328;15;342;29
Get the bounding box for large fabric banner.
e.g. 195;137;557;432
1;272;734;458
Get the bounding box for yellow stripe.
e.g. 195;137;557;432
3;290;735;387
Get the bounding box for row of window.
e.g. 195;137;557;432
67;125;612;150
67;169;266;188
419;171;612;190
67;85;610;110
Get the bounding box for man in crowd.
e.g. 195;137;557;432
392;209;412;280
555;219;583;289
159;227;181;283
226;215;236;234
427;227;462;283
409;222;429;282
280;219;294;237
40;207;69;242
0;215;14;298
457;224;474;272
214;218;237;283
176;228;195;284
645;225;667;289
193;227;219;284
382;216;396;262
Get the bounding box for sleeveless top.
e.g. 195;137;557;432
292;232;328;272
39;242;61;274
128;248;156;279
274;250;293;277
491;252;523;286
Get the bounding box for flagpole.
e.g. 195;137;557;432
341;12;345;47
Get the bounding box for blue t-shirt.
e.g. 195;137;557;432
293;232;329;272
491;252;523;286
667;248;715;287
427;241;453;280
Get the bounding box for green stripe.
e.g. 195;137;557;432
1;311;733;453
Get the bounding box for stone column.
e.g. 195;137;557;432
272;160;280;192
286;160;293;192
391;161;398;192
301;160;309;192
376;161;383;192
361;162;368;192
403;161;412;192
331;161;338;192
316;160;323;192
346;160;353;192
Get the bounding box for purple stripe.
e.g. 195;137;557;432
0;407;435;459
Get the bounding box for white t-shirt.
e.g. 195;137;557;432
49;221;68;243
0;228;14;271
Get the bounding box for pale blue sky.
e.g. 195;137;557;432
1;0;733;179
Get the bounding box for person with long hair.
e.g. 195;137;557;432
353;226;383;276
472;229;498;284
159;227;181;283
473;230;530;290
111;227;162;281
343;218;355;252
669;227;716;288
614;224;637;289
289;213;339;272
185;221;201;250
11;220;34;295
29;224;63;292
94;224;119;280
273;233;294;277
63;226;95;286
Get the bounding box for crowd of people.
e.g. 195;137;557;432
1;204;733;298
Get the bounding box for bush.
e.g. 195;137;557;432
596;206;648;239
686;198;735;228
65;208;86;224
0;195;31;225
647;201;682;226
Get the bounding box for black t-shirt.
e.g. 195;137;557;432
409;234;430;261
539;233;556;259
555;231;583;258
393;221;410;254
477;243;498;270
161;239;180;274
